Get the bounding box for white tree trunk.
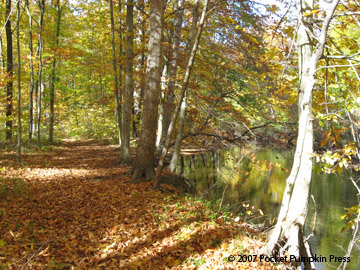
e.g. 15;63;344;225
265;1;340;268
169;96;187;172
156;63;167;151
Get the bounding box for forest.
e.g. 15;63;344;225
0;0;360;269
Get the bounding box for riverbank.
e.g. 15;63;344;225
0;140;285;269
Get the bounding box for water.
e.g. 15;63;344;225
178;147;360;269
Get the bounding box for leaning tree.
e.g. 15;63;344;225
265;0;340;269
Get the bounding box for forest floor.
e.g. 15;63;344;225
0;140;284;270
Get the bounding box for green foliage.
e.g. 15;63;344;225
341;202;360;232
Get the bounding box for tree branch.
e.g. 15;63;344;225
314;0;341;62
326;52;360;61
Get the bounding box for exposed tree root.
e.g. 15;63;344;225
130;166;155;182
117;158;132;166
266;223;315;270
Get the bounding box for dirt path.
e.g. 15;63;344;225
0;140;278;269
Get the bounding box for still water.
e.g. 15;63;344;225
178;147;360;269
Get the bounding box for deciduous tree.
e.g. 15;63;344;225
130;0;163;181
119;0;134;163
153;0;209;189
5;0;13;141
49;0;62;144
25;0;35;140
16;0;21;161
36;0;45;147
265;1;340;268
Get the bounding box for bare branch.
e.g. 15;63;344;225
335;12;360;18
315;62;360;73
326;52;360;61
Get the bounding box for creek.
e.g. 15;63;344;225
178;147;360;269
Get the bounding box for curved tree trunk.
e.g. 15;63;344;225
265;1;340;269
130;0;163;182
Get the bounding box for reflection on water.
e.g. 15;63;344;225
178;147;360;269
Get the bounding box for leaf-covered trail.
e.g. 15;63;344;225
0;140;280;269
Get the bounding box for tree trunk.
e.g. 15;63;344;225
34;79;38;135
265;1;340;268
188;0;200;53
110;0;122;146
155;62;167;151
0;36;4;72
25;0;35;141
5;0;13;142
48;0;62;144
133;0;146;138
117;0;124;143
119;0;134;163
169;96;186;172
0;36;4;137
159;0;185;150
168;0;199;170
130;0;163;182
16;0;21;162
153;0;208;189
37;0;45;147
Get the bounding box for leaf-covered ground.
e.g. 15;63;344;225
0;140;283;269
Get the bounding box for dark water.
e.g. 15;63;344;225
178;147;360;269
